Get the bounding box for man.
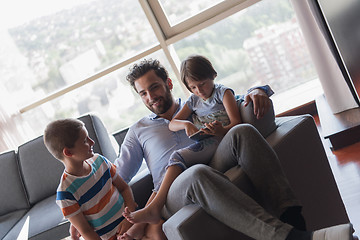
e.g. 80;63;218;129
117;59;275;240
70;59;353;240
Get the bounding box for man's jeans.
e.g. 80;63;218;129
163;124;299;240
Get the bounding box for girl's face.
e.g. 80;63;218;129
186;78;215;100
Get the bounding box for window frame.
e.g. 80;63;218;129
19;0;261;113
147;0;260;42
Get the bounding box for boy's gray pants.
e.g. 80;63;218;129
163;124;299;240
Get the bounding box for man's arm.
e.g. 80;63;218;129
243;85;274;119
114;127;144;183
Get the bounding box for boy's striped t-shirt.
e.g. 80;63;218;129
56;154;124;240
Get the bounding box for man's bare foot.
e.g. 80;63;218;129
123;206;162;224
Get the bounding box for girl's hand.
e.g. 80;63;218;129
203;121;226;137
185;122;199;136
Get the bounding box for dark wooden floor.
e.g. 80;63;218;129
314;115;360;236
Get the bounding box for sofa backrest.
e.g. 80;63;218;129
79;114;117;162
112;128;129;155
16;114;118;206
18;136;64;206
0;150;29;215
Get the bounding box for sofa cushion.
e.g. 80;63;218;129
0;210;28;240
0;150;29;215
18;136;64;205
3;195;70;240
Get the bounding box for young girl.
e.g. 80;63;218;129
122;54;241;232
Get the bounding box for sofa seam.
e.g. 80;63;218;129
15;148;31;209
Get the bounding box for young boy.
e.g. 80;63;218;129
44;118;137;240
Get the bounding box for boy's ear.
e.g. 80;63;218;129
167;78;173;90
63;148;73;157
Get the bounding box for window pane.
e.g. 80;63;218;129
173;0;322;113
18;50;186;142
159;0;224;26
1;0;157;111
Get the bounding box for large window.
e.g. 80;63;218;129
20;50;185;136
173;0;320;106
0;0;322;152
2;0;157;106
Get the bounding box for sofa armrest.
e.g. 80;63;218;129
163;204;251;240
162;204;201;240
163;114;349;239
266;115;349;230
238;100;277;138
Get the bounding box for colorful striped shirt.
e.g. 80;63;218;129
56;154;124;240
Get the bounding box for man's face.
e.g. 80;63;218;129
134;70;173;115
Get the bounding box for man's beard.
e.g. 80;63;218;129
147;89;173;115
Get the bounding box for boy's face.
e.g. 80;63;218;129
69;126;95;161
134;70;173;116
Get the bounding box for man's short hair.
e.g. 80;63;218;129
126;59;168;91
180;55;217;92
44;118;84;160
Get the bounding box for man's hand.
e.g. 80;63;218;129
244;88;271;119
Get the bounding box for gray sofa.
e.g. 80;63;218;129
0;101;349;240
0;115;119;240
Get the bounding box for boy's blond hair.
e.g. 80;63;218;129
44;118;84;160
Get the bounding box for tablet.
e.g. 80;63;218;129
189;130;212;141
